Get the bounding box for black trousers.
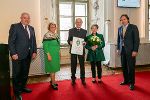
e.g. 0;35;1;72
121;47;135;84
71;54;85;80
90;61;102;79
12;53;31;96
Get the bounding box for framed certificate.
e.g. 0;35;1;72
71;37;84;55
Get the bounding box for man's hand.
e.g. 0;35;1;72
32;53;37;59
132;51;138;57
70;41;73;45
117;50;120;56
12;54;18;60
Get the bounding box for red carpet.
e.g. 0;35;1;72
22;71;150;100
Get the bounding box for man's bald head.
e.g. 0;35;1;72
75;18;83;28
20;12;30;25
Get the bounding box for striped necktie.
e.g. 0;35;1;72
25;26;30;38
123;26;126;37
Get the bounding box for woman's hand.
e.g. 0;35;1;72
95;45;98;49
83;42;86;46
91;45;98;51
60;52;62;59
47;53;52;61
91;46;96;51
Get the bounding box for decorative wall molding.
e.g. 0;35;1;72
40;0;57;37
90;0;105;34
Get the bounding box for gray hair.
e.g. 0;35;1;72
21;12;30;18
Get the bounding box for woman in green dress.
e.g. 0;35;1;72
85;24;105;83
43;22;60;90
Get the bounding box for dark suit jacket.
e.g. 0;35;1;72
67;27;87;54
117;24;140;53
8;23;37;60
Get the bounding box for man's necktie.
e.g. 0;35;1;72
25;25;27;31
123;26;126;37
25;26;30;38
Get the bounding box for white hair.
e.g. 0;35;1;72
75;18;83;23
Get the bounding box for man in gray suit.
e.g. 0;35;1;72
8;12;37;100
117;14;140;90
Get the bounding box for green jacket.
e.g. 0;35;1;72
85;33;105;62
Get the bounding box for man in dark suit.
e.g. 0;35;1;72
117;14;140;90
8;12;37;100
67;18;87;85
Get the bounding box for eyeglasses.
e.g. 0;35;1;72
50;27;56;28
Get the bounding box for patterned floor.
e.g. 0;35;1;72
28;64;150;84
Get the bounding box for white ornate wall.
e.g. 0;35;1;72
40;0;58;46
104;0;149;43
103;0;149;66
0;0;41;45
89;0;105;35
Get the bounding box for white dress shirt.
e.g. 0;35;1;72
23;24;31;39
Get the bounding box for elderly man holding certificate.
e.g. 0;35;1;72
67;18;87;85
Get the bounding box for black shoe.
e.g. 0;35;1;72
120;81;128;85
71;79;76;85
92;78;96;83
51;84;58;90
22;88;32;93
98;79;102;83
50;81;58;86
92;80;96;83
54;83;58;86
18;90;22;94
129;84;134;90
16;95;22;100
82;80;86;85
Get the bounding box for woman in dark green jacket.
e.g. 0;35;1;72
85;24;105;83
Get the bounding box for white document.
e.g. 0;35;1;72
71;37;84;55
